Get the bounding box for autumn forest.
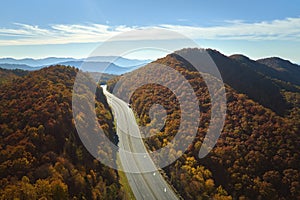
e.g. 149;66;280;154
1;48;300;199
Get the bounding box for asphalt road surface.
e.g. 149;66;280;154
103;86;179;200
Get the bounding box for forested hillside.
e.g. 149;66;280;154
0;68;28;85
207;50;294;116
256;57;300;85
107;48;300;199
0;66;124;199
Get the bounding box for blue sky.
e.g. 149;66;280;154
0;0;299;63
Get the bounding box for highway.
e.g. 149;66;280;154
102;86;179;200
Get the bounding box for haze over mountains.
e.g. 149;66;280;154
0;56;152;75
0;53;298;77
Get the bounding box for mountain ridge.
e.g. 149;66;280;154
107;48;300;200
230;55;300;86
0;56;151;67
195;49;291;115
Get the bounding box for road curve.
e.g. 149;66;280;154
103;86;179;200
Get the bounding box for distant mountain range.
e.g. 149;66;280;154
0;57;74;67
0;63;39;71
0;56;152;75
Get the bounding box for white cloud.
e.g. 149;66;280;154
159;17;300;40
0;17;300;46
